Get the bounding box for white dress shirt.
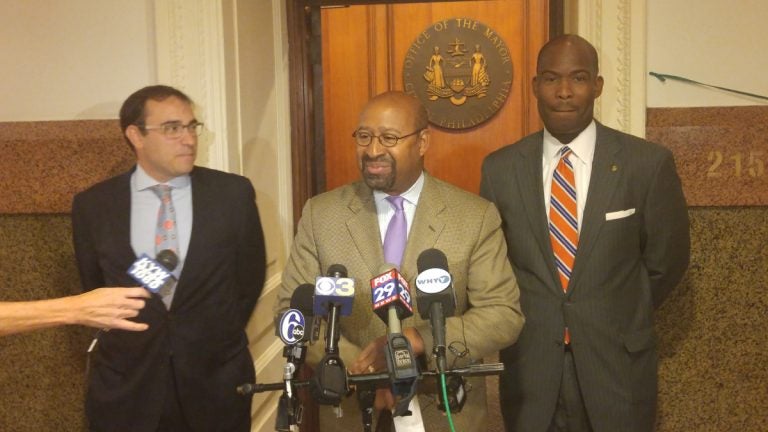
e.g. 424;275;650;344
542;121;597;232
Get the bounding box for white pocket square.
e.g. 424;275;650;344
605;208;635;221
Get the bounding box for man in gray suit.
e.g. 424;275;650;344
480;35;690;432
278;91;524;431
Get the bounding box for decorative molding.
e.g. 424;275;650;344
615;0;631;131
154;0;232;171
576;0;646;137
272;0;296;256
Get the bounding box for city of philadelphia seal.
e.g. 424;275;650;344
403;18;513;130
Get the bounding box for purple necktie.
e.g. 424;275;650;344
383;195;407;267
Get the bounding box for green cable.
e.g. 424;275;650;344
440;372;457;432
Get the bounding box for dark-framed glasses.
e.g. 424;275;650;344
139;121;205;138
352;128;423;147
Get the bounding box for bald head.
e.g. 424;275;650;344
361;91;429;132
355;91;430;195
537;34;599;76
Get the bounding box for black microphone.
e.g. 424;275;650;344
311;265;355;406
126;249;178;295
290;283;319;343
156;249;178;272
370;264;418;417
275;302;309;431
415;248;456;374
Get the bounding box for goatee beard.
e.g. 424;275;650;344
361;155;396;192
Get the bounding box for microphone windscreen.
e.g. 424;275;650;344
327;264;348;278
417;248;448;273
291;283;315;316
156;249;179;271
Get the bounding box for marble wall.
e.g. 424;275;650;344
0;120;131;430
649;107;768;431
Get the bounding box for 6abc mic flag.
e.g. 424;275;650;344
278;309;306;345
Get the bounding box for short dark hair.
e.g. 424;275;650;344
119;85;194;148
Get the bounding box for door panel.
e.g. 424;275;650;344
322;0;549;193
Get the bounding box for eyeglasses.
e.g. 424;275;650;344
139;122;205;138
352;129;424;147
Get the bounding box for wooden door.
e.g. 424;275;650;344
322;0;549;193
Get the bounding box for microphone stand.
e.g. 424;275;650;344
275;342;307;431
237;364;505;431
356;385;376;432
310;303;348;412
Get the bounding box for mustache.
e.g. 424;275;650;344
361;154;394;164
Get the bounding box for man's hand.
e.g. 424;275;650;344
67;287;151;331
349;327;425;411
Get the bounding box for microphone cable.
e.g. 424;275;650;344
439;372;457;432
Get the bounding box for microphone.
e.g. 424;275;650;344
370;265;418;417
275;305;307;431
290;283;320;343
313;264;355;354
156;249;178;273
371;265;414;331
415;248;456;373
126;249;178;294
311;265;355;406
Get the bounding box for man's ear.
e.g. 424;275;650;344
594;75;604;98
417;128;430;157
125;125;143;150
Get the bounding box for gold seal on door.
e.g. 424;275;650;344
403;18;513;130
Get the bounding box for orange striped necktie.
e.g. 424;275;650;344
549;146;578;345
549;146;579;292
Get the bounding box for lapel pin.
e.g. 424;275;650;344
610;163;619;172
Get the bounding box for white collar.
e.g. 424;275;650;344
543;120;597;167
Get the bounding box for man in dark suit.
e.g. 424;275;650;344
480;35;690;432
72;85;266;431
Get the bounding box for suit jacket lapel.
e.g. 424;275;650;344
346;181;387;277
569;123;622;291
171;169;213;309
111;171;138;264
171;168;210;307
517;136;563;294
401;173;445;279
345;174;446;280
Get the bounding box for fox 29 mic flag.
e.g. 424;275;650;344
127;254;175;293
370;268;413;324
